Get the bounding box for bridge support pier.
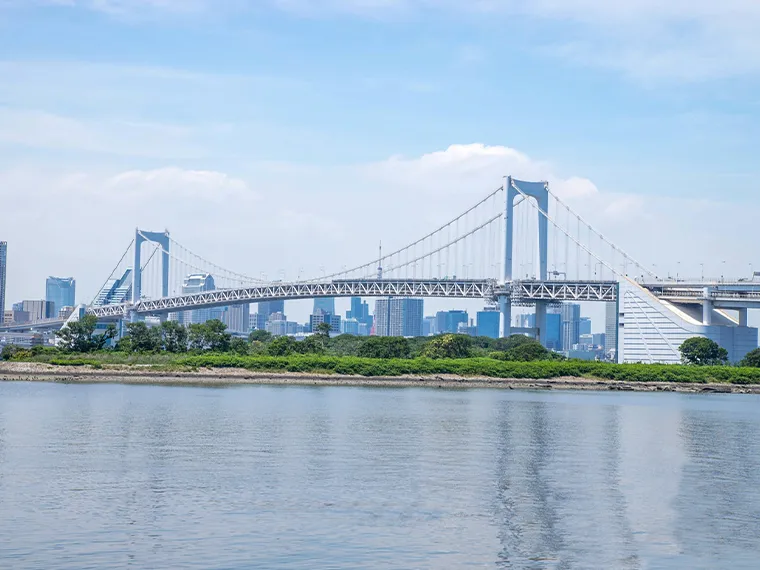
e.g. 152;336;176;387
739;308;748;327
702;287;713;326
500;295;512;338
535;301;548;346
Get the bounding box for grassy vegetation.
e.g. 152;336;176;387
24;351;760;385
4;323;759;385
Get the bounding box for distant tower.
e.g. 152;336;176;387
0;241;6;319
133;229;170;303
377;242;383;279
500;177;549;340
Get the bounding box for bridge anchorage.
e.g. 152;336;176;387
3;176;757;365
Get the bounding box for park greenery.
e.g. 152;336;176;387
2;318;760;385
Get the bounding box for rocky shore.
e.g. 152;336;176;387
1;362;758;394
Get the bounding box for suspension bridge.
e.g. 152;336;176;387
3;177;758;364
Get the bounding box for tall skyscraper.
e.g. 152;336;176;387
314;297;335;315
180;273;216;324
258;300;285;320
560;303;582;351
46;276;76;316
374;298;423;337
579;317;592;336
545;313;562;351
476;310;500;339
222;304;250;333
0;242;6;321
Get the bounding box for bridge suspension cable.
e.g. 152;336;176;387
544;187;658;280
510;179;655;281
89;239;134;306
308;185;505;283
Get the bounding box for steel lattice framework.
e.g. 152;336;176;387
511;281;618;303
83;279;620;319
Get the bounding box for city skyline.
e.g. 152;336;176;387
0;3;758;326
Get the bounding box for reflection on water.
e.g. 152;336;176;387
0;383;758;569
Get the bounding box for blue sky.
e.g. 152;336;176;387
1;0;759;321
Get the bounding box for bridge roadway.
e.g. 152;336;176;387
0;279;620;332
641;281;760;309
87;279;619;319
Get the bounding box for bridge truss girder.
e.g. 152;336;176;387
83;279;619;320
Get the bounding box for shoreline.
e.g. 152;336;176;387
1;362;758;394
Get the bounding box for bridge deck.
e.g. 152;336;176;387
85;279;619;319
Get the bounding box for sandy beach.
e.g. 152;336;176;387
1;362;758;394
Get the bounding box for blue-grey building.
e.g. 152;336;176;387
314;297;335;316
180;273;216;325
435;310;469;335
258;300;284;320
579;317;592;336
560;303;582;351
46;276;76;316
545;313;562;351
476;310;500;339
375;298;423;337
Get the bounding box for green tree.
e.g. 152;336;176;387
315;322;332;338
357;337;411;359
229;337;250;355
268;336;298;356
326;334;364;357
503;339;551;362
421;334;473;359
1;344;21;361
188;319;231;352
740;348;760;368
679;337;729;366
161;320;188;353
249;330;272;344
300;334;326;355
493;334;536;352
55;315;116;353
124;322;162;353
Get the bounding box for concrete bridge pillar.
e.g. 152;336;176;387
500;295;512;338
535;301;548;346
702;287;713;326
739;308;748;327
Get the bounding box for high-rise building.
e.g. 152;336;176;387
593;333;607;348
435;310;469;335
93;268;133;307
342;318;360;336
423;316;437;337
17;300;56;322
374;298;423;337
310;310;341;334
314;297;335;316
180;273;216;325
0;242;6;320
579;317;592;336
45;277;76;316
476;310;500;339
560;303;582;352
545;313;562;351
222;304;250;333
258;300;285;320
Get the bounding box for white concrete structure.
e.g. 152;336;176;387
619;279;758;364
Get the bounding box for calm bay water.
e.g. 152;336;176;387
0;383;759;569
